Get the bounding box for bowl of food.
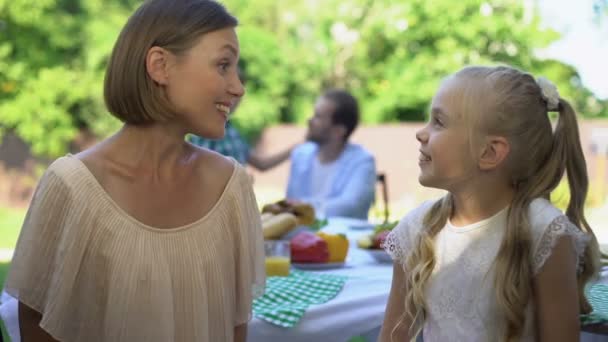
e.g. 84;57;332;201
356;221;398;263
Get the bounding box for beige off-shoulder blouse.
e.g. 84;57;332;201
5;155;265;342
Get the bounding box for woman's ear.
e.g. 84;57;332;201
146;46;171;85
478;136;510;171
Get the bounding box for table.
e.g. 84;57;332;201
248;218;393;342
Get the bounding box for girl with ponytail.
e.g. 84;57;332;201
379;65;600;342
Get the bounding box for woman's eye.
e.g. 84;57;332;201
433;117;443;127
219;62;230;72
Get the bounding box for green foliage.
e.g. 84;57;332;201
1;310;9;342
1;0;607;158
0;261;9;287
309;218;329;231
373;220;399;234
551;179;605;211
0;206;26;249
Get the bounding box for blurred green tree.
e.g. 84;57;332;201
226;0;608;136
1;0;606;158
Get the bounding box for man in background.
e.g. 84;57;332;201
286;89;376;219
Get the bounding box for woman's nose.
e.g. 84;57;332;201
229;72;245;98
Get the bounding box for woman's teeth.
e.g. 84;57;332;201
216;104;230;113
419;154;431;162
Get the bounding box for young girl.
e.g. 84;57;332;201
379;65;600;342
4;1;264;341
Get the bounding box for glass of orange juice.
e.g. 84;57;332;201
265;240;291;277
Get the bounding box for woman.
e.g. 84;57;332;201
5;1;265;341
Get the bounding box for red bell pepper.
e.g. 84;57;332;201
290;231;330;263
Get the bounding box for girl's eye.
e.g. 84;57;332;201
432;117;443;127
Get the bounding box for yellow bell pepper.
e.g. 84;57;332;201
316;232;349;262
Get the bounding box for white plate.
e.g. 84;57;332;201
292;262;346;270
366;249;393;263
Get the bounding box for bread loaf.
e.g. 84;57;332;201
262;212;298;239
260;212;274;223
262;203;284;215
261;199;316;226
292;203;315;226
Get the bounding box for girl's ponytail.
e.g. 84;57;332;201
553;98;601;313
552;99;589;229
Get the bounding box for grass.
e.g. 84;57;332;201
0;262;8;288
1;316;9;342
0;206;23;328
1;261;10;342
0;207;23;342
0;207;25;250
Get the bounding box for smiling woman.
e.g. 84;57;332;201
4;1;264;342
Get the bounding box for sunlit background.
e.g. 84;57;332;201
0;3;607;338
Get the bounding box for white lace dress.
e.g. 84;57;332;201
384;198;591;342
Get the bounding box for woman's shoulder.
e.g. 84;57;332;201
191;147;251;196
38;154;89;191
46;154;83;175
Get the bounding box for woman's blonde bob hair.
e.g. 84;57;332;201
104;0;237;124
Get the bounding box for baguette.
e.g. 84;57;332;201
262;199;316;226
292;203;315;226
262;212;298;239
260;212;274;223
262;203;284;215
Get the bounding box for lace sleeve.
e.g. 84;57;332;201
382;201;434;263
383;219;409;263
532;215;591;275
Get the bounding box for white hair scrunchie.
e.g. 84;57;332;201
536;77;560;111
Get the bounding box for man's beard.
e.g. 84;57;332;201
306;131;328;145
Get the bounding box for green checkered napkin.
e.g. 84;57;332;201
253;270;347;328
581;283;608;325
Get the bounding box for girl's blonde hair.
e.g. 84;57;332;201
104;0;237;124
395;66;600;341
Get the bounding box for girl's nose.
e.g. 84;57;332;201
416;128;428;143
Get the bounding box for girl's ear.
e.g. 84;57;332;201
146;46;171;85
478;136;510;171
